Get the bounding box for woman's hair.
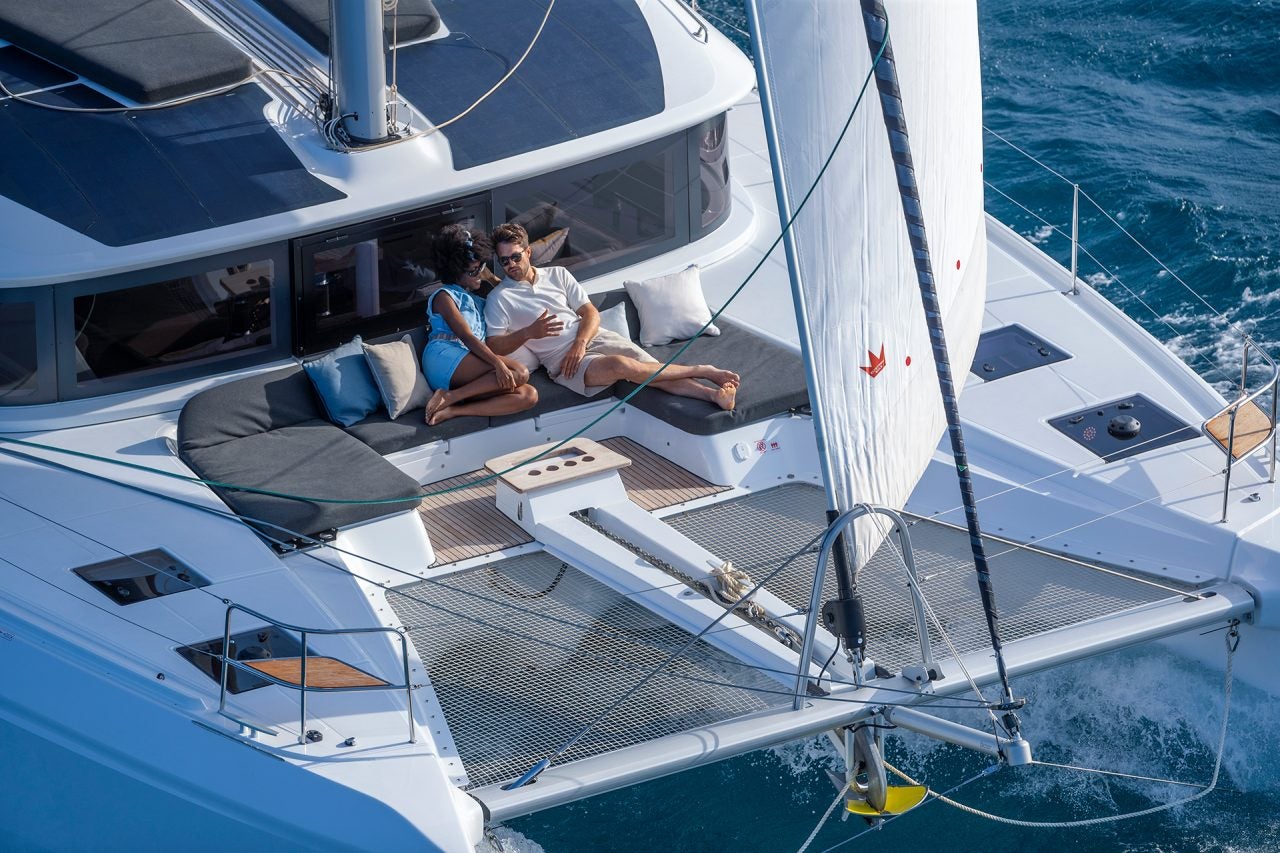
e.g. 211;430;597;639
432;224;492;283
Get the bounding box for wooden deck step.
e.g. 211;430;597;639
419;437;730;566
241;656;387;688
1205;398;1273;460
599;436;729;511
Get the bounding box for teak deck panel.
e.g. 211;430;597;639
1206;398;1273;460
419;437;729;566
241;656;387;688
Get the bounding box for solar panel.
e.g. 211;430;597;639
0;45;75;96
0;85;345;246
396;0;664;169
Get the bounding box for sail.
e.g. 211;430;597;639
748;0;987;566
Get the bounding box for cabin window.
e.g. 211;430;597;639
294;195;489;355
55;245;289;398
0;289;55;405
693;113;731;238
493;133;689;279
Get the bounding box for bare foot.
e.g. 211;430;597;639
713;381;737;411
425;389;448;421
428;405;457;426
700;366;740;386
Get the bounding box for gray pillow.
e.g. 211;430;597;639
363;334;431;419
597;301;633;340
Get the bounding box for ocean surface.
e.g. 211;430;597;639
499;2;1280;851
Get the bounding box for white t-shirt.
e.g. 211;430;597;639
484;266;590;366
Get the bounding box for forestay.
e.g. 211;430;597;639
748;0;987;566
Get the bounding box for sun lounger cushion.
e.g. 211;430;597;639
616;318;809;435
181;419;424;538
0;0;253;104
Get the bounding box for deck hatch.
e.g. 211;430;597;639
73;548;209;606
176;626;306;694
1049;394;1199;462
970;323;1070;381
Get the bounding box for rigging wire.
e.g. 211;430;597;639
882;621;1239;829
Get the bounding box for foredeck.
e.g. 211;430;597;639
418;436;729;566
667;484;1201;673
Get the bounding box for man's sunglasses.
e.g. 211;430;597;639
497;249;525;266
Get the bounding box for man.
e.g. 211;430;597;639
483;223;738;409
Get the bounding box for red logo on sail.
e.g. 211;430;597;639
861;344;887;378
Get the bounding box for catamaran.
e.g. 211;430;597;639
0;0;1271;849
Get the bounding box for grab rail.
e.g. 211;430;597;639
793;505;936;710
217;603;415;745
1207;336;1278;522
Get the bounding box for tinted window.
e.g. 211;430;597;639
295;196;488;355
72;261;277;386
494;134;687;278
0;301;42;403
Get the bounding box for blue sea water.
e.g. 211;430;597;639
501;2;1280;851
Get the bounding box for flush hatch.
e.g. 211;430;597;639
177;626;306;694
1049;395;1199;462
73;548;208;606
971;324;1070;381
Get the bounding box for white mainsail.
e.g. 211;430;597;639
748;0;987;566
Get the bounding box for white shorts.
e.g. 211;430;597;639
545;329;657;397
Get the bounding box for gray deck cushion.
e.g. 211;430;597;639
180;419;423;538
615;319;810;435
257;0;441;54
488;370;599;428
344;407;486;456
0;0;253;104
178;366;323;454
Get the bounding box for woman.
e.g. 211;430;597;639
422;225;537;425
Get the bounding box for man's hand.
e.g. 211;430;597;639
560;340;588;378
522;309;564;340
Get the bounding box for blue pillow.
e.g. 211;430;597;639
302;336;382;427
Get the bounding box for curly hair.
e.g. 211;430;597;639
491;222;529;250
432;224;492;284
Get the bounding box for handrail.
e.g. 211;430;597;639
218;603;415;745
982;126;1275;391
984;128;1280;517
1209;336;1278;522
792;505;936;710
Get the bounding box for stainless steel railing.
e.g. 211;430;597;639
793;505;937;710
217;603;416;745
1207;337;1278;522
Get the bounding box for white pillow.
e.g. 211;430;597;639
596;302;633;339
623;264;720;347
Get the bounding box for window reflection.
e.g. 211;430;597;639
0;301;39;400
697;113;731;235
73;261;274;384
297;199;488;354
498;136;683;277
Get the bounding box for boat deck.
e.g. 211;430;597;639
667;484;1199;673
392;551;787;789
417;436;729;566
398;453;1207;790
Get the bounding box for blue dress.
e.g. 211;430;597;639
423;284;487;391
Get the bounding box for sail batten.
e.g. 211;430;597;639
747;0;988;569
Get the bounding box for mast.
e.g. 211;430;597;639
744;1;866;663
330;0;391;144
